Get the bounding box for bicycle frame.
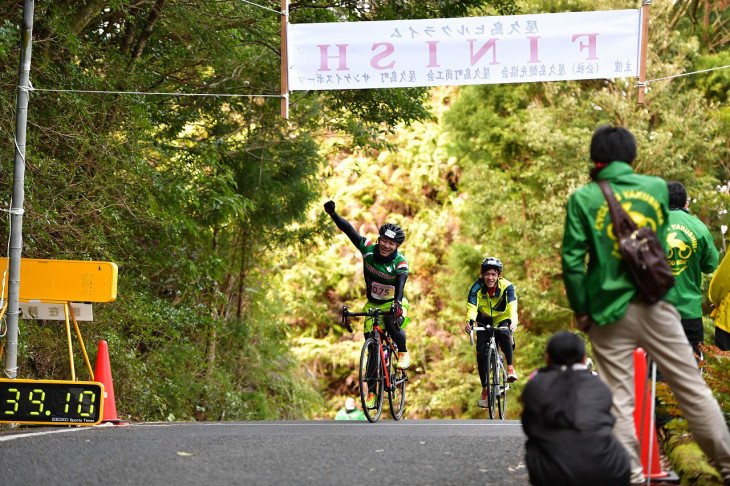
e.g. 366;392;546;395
344;306;396;389
375;327;394;389
343;305;407;422
469;323;511;418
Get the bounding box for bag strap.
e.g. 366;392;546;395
597;180;637;238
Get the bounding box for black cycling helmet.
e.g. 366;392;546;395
379;223;406;245
481;257;503;273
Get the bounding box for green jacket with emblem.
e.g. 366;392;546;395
562;162;678;326
665;209;718;319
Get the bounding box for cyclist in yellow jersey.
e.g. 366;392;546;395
464;257;518;408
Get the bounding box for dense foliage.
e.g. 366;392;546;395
284;0;730;425
0;0;516;421
1;5;729;477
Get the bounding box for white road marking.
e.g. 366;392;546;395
0;425;98;442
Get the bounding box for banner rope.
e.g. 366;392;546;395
642;63;730;85
236;0;283;15
21;64;730;99
24;86;283;98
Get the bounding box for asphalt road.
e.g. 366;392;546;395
0;420;529;485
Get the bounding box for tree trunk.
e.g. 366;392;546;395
205;328;217;381
131;0;166;62
71;0;106;34
120;19;137;56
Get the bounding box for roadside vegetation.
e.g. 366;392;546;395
1;0;729;482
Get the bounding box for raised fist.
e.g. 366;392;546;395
324;200;336;215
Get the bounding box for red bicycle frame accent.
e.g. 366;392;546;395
373;324;393;389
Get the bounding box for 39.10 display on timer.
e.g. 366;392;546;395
0;378;104;425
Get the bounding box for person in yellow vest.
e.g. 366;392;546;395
709;250;730;351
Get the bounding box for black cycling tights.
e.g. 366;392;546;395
475;327;512;388
383;313;407;353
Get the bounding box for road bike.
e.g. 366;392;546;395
342;306;407;423
469;322;511;419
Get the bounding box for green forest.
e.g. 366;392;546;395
1;0;730;479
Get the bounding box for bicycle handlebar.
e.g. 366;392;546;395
342;306;395;318
468;323;511;346
341;305;394;333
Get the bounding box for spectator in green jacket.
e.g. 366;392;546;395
335;397;366;420
561;125;730;486
665;181;719;360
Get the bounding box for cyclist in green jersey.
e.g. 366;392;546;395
324;200;412;385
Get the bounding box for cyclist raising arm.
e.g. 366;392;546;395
324;200;412;372
465;257;518;408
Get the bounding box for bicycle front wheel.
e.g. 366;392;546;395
359;337;384;423
496;356;507;419
387;346;407;420
487;347;498;419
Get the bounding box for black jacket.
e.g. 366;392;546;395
521;365;630;486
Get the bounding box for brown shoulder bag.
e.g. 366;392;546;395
597;180;675;305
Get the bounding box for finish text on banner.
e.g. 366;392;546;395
288;9;641;91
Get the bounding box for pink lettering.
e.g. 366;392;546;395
426;41;440;68
572;34;599;60
467;38;499;66
317;44;350;71
527;36;541;63
371;43;395;70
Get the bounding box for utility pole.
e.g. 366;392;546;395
4;0;35;380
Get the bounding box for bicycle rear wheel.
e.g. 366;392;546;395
387;345;406;420
359;337;384;423
496;356;507;419
486;347;497;419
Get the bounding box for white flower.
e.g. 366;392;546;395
722;225;728;235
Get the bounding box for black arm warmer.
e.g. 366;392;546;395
394;272;407;302
329;212;363;248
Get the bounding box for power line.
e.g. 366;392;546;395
236;0;283;15
21;64;730;99
23;86;283;98
644;63;730;85
15;0;289;101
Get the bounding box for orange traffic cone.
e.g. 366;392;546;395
633;348;668;480
94;340;128;425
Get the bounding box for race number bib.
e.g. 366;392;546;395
370;281;395;300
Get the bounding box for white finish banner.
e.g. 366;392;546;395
288;9;641;91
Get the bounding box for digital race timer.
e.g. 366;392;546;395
0;378;104;425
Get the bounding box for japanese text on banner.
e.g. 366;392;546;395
288;9;641;91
